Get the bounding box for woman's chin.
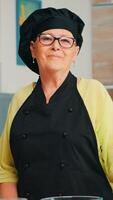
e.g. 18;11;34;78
45;65;63;72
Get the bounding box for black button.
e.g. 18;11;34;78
22;133;28;139
25;192;30;197
68;107;73;112
62;132;68;138
23;109;30;115
24;163;30;169
60;161;65;169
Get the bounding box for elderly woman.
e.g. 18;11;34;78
0;7;113;200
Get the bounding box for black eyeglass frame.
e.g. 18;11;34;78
37;33;76;48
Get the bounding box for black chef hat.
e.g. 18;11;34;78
18;7;85;74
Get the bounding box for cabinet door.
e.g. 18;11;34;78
92;2;113;99
93;0;113;4
107;89;113;99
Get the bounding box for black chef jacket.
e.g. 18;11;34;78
10;72;113;200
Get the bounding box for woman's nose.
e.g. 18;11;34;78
51;39;61;50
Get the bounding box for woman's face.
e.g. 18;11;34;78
30;29;79;74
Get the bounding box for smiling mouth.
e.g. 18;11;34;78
48;55;63;58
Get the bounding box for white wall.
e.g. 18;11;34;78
0;0;92;93
0;0;37;93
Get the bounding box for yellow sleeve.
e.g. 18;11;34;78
0;100;18;183
95;83;113;189
0;83;34;183
78;79;113;189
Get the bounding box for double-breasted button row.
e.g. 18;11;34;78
20;132;67;139
23;161;65;170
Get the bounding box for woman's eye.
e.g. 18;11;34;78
61;38;71;44
42;36;52;41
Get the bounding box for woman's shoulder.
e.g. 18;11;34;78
13;82;36;101
77;77;113;114
77;77;108;98
78;77;105;89
14;82;36;97
9;82;36;112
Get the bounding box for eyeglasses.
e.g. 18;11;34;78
38;34;76;48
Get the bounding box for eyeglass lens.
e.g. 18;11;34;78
39;34;75;48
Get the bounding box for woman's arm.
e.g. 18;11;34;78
0;101;18;196
0;183;18;198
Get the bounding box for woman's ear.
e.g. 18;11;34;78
30;41;36;58
75;46;80;56
72;46;80;62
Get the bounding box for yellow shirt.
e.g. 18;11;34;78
0;78;113;189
